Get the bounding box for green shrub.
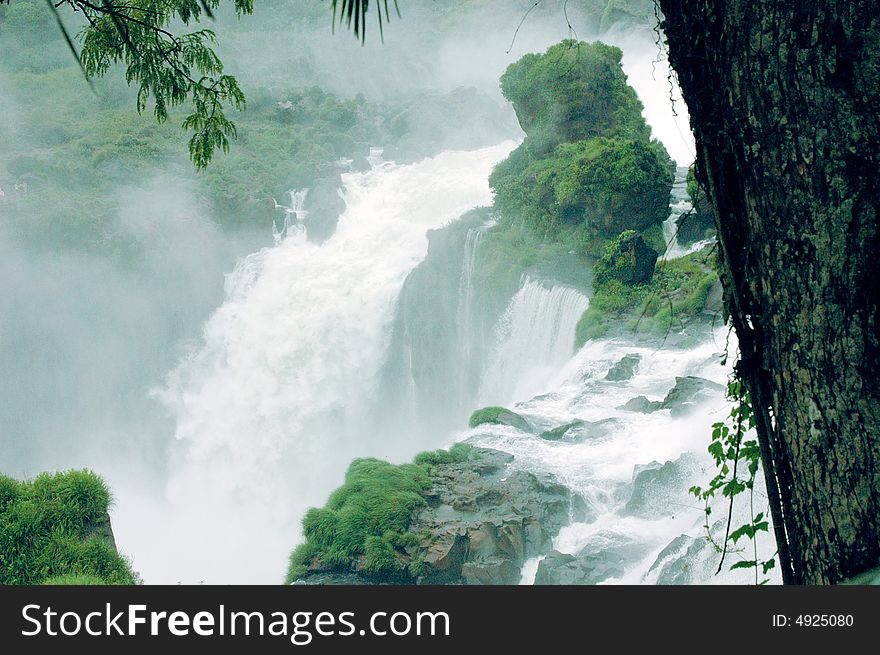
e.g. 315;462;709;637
41;573;108;585
468;407;509;428
413;443;473;467
575;247;720;347
0;470;138;585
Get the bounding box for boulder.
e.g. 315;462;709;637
605;353;642;381
539;420;586;441
468;406;534;432
540;418;622;443
618;376;724;415
413;449;571;585
618;395;663;413
534;532;653;585
661;376;725;416
624;452;703;519
647;534;715;585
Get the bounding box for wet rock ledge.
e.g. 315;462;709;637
294;448;572;585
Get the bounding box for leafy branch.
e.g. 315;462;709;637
44;0;253;168
689;359;776;584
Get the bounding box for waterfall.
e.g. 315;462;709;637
272;189;309;244
661;169;692;259
478;275;589;407
454;223;491;408
137;141;516;583
662;167;714;260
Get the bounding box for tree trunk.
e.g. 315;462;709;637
658;0;880;584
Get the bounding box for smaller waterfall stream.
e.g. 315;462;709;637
662;168;714;260
478;276;589;406
272;189;309;244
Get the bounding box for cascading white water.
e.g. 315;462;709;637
272;189;309;244
662;168;714;260
454;224;487;407
464;329;780;585
120;141;516;584
478;275;589;406
661;171;691;259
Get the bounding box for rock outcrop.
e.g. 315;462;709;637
539;418;622;443
297;448;572;585
624;452;704;519
534;530;654;585
413;449;571;584
605;353;641;381
618;376;724;415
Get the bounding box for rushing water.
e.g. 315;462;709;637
272;189;309;244
478;276;590;407
464;329;779;585
107;142;773;585
662;168;714;260
455;226;486;401
112;142;516;583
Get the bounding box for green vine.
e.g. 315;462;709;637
689;358;777;584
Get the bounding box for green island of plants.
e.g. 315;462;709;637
285;444;473;584
0;470;138;585
488;40;675;261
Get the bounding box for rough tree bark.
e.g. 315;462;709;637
658;1;880;583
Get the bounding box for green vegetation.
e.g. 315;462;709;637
499;40;650;151
575;245;720;346
0;470;138;585
489;40;674;259
469;406;510;428
42;573;109;585
0;6;515;257
593;230;658;285
0;63;394;252
690;375;775;583
285;444;472;583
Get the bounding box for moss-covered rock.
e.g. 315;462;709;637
290;447;572;586
489;40;674;259
500;40;650;150
285;444;474;584
468;406;533;432
594;230;659;285
0;470;138;585
492;137;674;247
